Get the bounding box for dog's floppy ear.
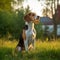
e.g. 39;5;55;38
24;14;30;22
24;14;28;21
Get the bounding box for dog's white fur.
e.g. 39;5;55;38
24;21;36;51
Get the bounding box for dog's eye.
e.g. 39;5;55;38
32;14;35;16
29;13;31;16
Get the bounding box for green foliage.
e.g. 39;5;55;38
11;9;25;39
0;0;44;39
0;0;24;12
0;8;25;39
0;9;44;39
35;23;44;39
0;11;10;37
0;0;13;12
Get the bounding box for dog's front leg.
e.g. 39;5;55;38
24;39;28;51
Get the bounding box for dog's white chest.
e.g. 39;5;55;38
25;22;36;38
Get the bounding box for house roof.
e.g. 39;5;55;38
40;17;53;25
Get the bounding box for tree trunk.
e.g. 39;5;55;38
53;0;59;40
53;16;57;40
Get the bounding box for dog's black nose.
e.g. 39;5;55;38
36;16;40;19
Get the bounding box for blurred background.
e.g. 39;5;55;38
0;0;60;41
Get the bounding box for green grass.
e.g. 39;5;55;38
0;39;60;60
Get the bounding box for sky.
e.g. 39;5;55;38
13;0;60;17
22;0;46;16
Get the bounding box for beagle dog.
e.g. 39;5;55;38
24;12;40;51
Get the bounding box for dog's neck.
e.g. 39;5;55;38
25;21;34;30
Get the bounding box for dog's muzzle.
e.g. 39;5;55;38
34;16;40;20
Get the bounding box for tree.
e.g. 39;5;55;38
53;0;60;39
0;0;26;40
0;0;13;12
0;0;24;12
24;5;31;14
0;11;12;38
15;7;25;39
41;0;59;39
12;0;24;11
42;0;53;18
37;0;59;39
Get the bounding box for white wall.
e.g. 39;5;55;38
42;25;54;33
42;25;60;36
57;25;60;36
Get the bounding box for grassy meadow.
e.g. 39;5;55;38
0;39;60;60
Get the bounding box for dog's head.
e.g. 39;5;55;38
24;12;40;24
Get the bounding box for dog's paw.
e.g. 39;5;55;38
28;44;34;50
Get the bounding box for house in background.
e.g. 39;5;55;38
40;17;60;37
40;17;54;33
